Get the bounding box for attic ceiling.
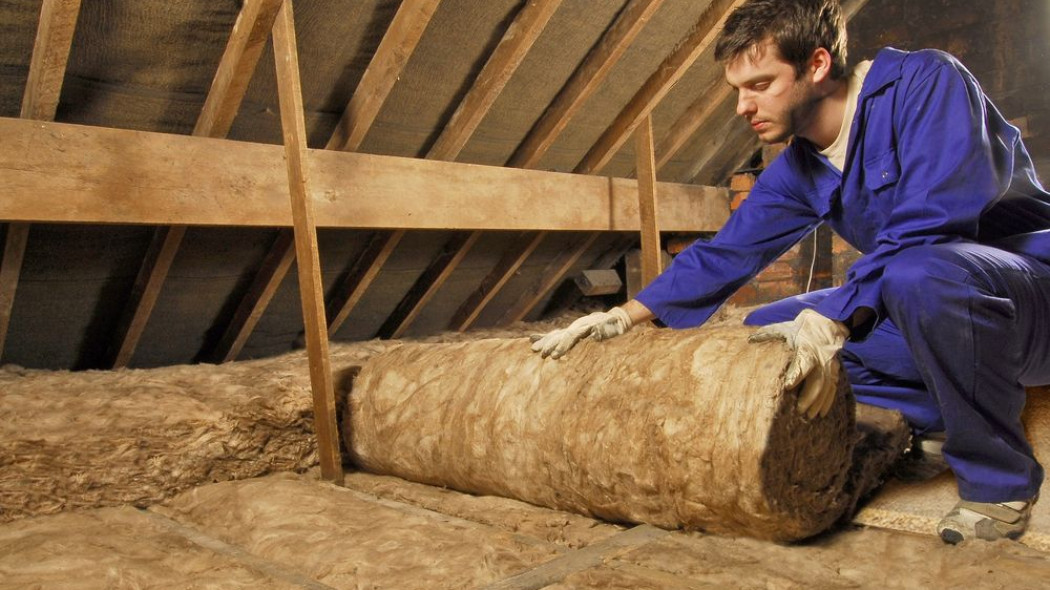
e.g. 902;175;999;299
0;0;893;371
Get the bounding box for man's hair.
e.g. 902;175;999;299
714;0;848;80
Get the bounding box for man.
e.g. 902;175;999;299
530;0;1050;544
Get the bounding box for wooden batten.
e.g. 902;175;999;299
271;0;343;484
573;0;745;175
0;117;730;231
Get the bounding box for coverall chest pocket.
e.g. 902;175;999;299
863;148;900;193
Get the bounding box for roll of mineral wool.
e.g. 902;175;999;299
344;323;856;541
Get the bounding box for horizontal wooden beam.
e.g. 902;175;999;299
0;118;729;232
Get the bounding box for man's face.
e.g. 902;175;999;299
725;41;819;144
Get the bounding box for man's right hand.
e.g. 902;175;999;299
529;307;633;359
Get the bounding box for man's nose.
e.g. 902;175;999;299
736;91;755;117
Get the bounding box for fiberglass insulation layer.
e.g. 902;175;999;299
347;323;859;542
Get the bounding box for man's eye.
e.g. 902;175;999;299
753;83;770;91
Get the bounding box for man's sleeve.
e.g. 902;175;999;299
813;54;1012;334
636;157;821;328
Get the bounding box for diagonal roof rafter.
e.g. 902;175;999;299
211;0;442;361
377;0;564;340
454;0;665;333
108;0;285;369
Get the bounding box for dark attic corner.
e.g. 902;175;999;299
2;1;1050;588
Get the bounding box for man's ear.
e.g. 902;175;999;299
809;47;833;83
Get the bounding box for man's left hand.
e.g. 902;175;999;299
748;309;850;419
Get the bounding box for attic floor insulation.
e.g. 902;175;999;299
2;312;1049;588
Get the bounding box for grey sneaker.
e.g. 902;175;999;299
937;497;1036;544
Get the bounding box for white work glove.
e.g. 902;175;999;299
530;307;633;359
748;309;849;419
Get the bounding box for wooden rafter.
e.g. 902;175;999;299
0;0;81;362
540;234;637;318
110;0;283;368
0;224;30;360
215;0;437;356
210;229;297;363
271;0;343;484
501;233;600;324
655;83;733;172
658;0;873;176
326;0;441;152
20;0;81;122
326;230;405;335
457;0;660;331
426;0;563;162
380;0;562;338
574;0;745;175
506;0;665;169
376;231;481;339
448;230;545;332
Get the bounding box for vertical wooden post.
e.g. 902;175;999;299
271;0;343;484
634;115;661;286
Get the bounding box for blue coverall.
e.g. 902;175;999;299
636;48;1050;503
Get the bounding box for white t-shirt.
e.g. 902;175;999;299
820;60;872;172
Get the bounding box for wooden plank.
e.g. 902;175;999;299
634;116;661;285
477;525;670;590
502;233;600;324
0;224;30;361
426;0;563;161
210;229;296;363
20;0;82;121
2;0;82;361
195;0;284;139
449;231;546;332
573;0;745;175
108;225;186;368
506;0;666;169
326;0;441;151
0;118;730;232
271;0;342;484
377;231;482;339
326;230;405;335
110;0;285;368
